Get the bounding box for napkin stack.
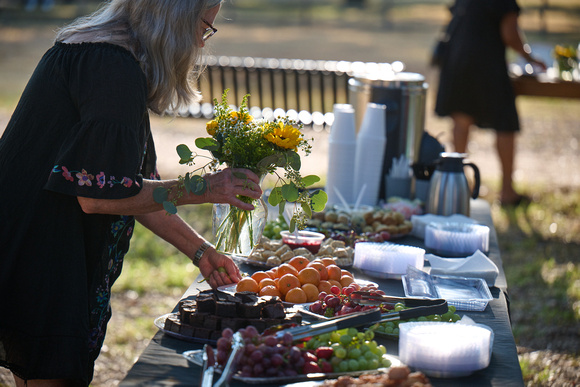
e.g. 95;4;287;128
426;250;499;286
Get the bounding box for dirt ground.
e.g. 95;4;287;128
0;2;579;386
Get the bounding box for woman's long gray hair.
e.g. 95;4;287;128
56;0;222;115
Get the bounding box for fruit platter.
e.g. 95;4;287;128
226;257;375;303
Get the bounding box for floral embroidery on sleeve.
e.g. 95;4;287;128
51;165;140;189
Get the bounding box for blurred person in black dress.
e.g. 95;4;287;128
435;0;546;205
0;0;262;386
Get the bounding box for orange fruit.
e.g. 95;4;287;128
277;263;299;279
259;278;277;289
307;262;328;281
320;257;336;267
301;283;320;302
326;264;342;281
297;267;321;286
285;287;308;304
259;285;282;297
251;271;271;283
340;275;355;287
278;274;301;296
341;269;354;278
288;256;309;272
236;277;260;293
328;279;342;290
318;280;333;295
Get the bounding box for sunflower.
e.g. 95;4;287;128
264;122;302;150
206;119;218;136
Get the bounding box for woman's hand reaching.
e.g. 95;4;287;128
198;247;242;289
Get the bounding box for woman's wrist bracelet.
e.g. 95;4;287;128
192;241;213;267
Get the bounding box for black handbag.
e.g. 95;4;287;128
430;1;466;68
430;34;451;68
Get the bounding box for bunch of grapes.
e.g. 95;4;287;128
304;327;392;373
374;304;462;337
216;326;304;378
262;216;288;240
308;284;389;318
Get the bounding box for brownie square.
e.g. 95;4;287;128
215;300;237;317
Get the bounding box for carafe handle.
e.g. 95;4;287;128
464;162;480;199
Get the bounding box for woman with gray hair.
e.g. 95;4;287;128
0;1;259;385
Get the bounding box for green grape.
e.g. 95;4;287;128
368;358;379;370
375;325;385;333
418;316;428;322
358;358;369;370
364;351;378;362
367;340;378;353
348;359;359;371
432;315;442;321
347;328;358;337
356;332;365;342
359;343;370;354
451;314;461;322
331;356;342;369
377;345;387;355
448;305;457;313
334;346;347;359
319;333;331;343
383;325;394;334
365;330;375;340
381;357;392;368
393;328;399;336
338;361;349;372
330;331;341;343
441;311;454;322
348;347;361;359
339;335;352;346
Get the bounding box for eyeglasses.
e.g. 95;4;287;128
201;18;217;41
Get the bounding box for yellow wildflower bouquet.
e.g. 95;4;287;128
156;90;327;255
553;44;578;80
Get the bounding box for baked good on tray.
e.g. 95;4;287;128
163;290;301;341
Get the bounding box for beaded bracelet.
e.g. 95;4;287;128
192;241;212;267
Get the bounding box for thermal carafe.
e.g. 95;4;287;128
427;152;481;216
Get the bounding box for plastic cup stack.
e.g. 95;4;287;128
353;103;387;206
326;104;357;206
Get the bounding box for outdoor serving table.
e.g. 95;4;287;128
119;199;524;387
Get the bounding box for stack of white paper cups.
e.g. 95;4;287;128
326;104;357;206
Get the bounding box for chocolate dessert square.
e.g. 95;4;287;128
194;327;211;340
196;293;216;314
262;301;286;319
215;300;237;317
179;323;195;337
203;314;221;330
190;312;207;326
238;301;262;319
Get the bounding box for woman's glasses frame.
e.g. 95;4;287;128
202;18;217;41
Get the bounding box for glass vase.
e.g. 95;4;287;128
212;196;268;257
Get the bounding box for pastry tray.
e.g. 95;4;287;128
402;274;493;312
